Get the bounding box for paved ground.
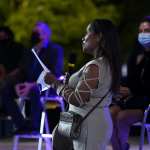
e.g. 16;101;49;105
0;136;149;150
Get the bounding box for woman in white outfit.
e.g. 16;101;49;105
44;18;121;150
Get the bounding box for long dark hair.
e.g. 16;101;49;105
140;15;150;23
88;19;121;93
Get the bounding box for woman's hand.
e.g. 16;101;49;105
15;82;36;97
113;86;130;101
119;86;130;97
44;72;57;85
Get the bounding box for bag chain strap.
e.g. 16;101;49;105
75;89;111;130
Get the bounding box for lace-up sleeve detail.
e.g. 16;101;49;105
61;64;100;107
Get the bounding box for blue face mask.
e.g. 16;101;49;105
138;33;150;48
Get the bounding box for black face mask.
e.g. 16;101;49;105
30;32;41;45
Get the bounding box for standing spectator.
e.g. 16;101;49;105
44;18;121;150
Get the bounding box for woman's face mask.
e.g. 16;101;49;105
138;21;150;49
138;33;150;48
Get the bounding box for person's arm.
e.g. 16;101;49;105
45;64;99;107
127;51;144;95
51;44;64;77
0;67;22;93
55;45;64;77
15;82;37;97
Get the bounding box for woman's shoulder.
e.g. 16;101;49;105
85;57;104;67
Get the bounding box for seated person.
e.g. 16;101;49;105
0;26;24;114
0;21;64;133
110;16;150;150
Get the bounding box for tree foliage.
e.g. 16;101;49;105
1;0;150;67
1;0;122;68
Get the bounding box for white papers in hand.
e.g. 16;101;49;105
31;48;50;72
37;70;50;92
31;48;51;91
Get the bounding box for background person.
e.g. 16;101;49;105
110;16;150;150
0;26;24;114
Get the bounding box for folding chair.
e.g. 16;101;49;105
12;95;65;150
138;104;150;150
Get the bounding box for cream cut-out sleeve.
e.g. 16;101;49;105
59;64;100;107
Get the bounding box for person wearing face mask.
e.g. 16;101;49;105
110;16;150;150
44;19;121;150
0;21;64;133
